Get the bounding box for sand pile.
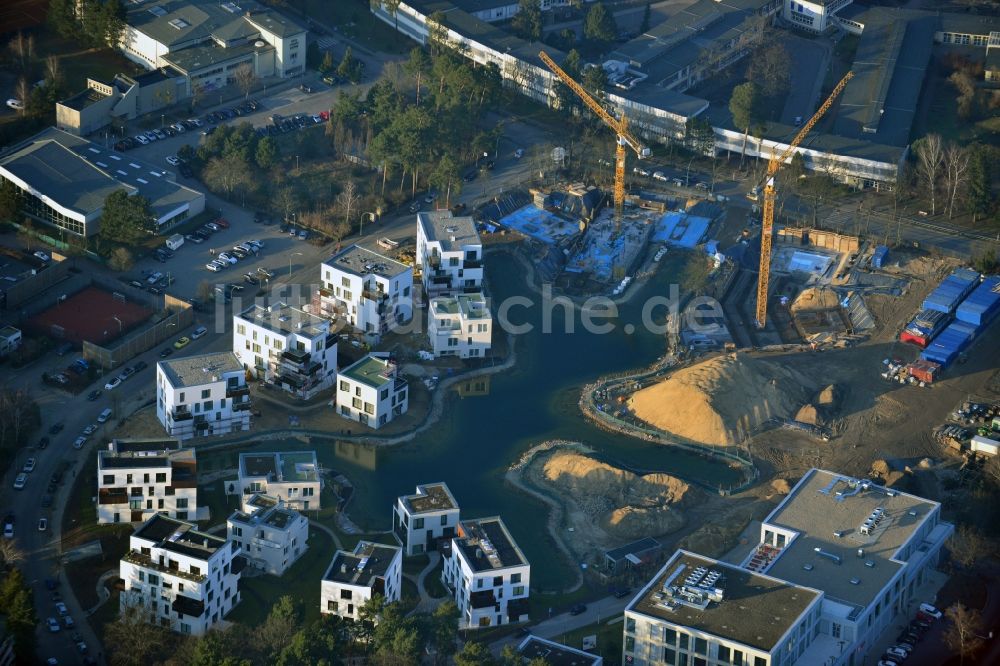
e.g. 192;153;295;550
540;451;695;539
628;354;816;446
791;287;841;312
795;384;839;425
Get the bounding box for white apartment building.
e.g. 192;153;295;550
321;541;402;621
227;493;308;576
120;514;244;636
120;0;306;95
428;292;492;358
97;438;207;524
156;352;252;440
623;469;953;666
393;482;461;556
336;353;409;429
442;517;530;629
227;451;322;511
318;244;413;344
233;301;338;399
416;211;483;296
784;0;853;33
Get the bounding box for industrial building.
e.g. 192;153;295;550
0;127;205;237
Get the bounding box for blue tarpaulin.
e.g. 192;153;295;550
956;276;1000;326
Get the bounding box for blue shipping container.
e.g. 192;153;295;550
922;268;981;314
956;276;1000;326
872;245;889;269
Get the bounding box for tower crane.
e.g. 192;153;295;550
539;51;650;222
754;71;854;329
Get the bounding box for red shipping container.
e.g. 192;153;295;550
907;360;941;384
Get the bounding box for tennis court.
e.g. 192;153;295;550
27;286;154;345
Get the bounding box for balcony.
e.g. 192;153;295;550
171;595;206;618
122;550;207;583
226;385;250;399
98;488;128;505
470;589;498;610
394;377;408;392
463;259;482;269
170;410;193;422
362;289;388;303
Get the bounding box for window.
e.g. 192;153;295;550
679;634;689;650
414;517;424;529
832;622;841;638
156;473;166;483
664;628;677;644
340;589;352;599
718;646;730;662
237;324;245;335
380;388;389;400
440;515;448;526
664;648;677;664
754;657;766;666
733;649;743;665
177;498;189;509
364;402;374;415
493;575;503;586
126;474;133;484
290;38;300;48
513;586;524;596
625;617;636;633
190;566;200;576
102;474;115;484
327;600;337;611
624;636;635;652
201;389;210;399
694;637;707;654
148;574;159;586
340;380;349;391
511;573;521;583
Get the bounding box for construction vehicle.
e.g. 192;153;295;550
754;71;854;329
539;51;650;222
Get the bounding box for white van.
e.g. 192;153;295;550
165;234;185;251
97;408;112;423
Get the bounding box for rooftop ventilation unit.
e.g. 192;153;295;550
813;547;842;565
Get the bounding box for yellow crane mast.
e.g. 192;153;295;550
539;51;650;221
754;71;855;329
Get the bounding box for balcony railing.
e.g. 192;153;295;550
362;289;387;303
170;410;193;422
463;259;482;269
226;385;250;399
122;550;207;582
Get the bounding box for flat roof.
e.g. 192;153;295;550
230;495;299;530
100;438;188;470
238;451;319;482
126;0;302;48
110;438;182;454
133;513;227;561
417;210;481;251
59;87;111;111
162;40;272;74
0;127;203;222
401;482;459;514
0;139;129;216
832;9;935;147
455;517;527;572
339;354;396;389
323;541;400;586
517;636;602;666
236;301;328;338
325;244;411;280
629;550;820;652
158;351;243;389
430;292;490;320
763;469;937;610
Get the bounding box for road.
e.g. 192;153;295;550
489;594;631;655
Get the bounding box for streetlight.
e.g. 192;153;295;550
161;114;165;129
288;251;303;277
112;316;123;333
361;212;377;238
685;156;695;187
295;155;300;171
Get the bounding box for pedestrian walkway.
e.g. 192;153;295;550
85;569;119;616
409;551;442;614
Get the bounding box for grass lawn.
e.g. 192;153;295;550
403;553;430;577
424;557;448;599
554;617;624;666
288;0;411;54
227;526;335;627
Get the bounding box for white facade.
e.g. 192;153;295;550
336;353;409;429
230;451;322;511
321;541;402;621
784;0;852;33
393;482;461;556
428;292;492;358
233;302;338;399
97;439;206;524
156;352;251;441
442;517;531;629
227;494;309;576
624;470;953;666
120;514;243;636
416;211;483;296
319;244;413;344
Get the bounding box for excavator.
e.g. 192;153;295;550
754;71;854;329
539;51;650;223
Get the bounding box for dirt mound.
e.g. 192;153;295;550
795;404;819;425
541;451;695;540
628;354;816;446
771;478;791;495
791;287;840;312
817;384;837;405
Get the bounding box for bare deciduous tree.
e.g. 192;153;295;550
233;63;256;100
336;181;360;228
914;134;944;215
14;78;30;113
943;603;985;666
45;55;62;88
943;144;971;219
948;524;990;569
8;32;26;70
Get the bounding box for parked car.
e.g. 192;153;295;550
82;424;98;435
72;437;86;450
23;458;36;473
918;603;942;619
569;603;587;616
652;171;667;181
133;361;148;372
185;234;203;244
33;250;51;262
214;217;230;229
159;348;173;358
38;518;48;531
49;423;64;434
173;336;190;349
46;617;61;633
206;262;223;272
104;377;121;391
166;155;181;166
37;436;50;449
64;615;74;628
13;473;27;490
514;148;524;158
191;326;208;340
6;98;25;110
86;389;102;402
55;602;68;616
